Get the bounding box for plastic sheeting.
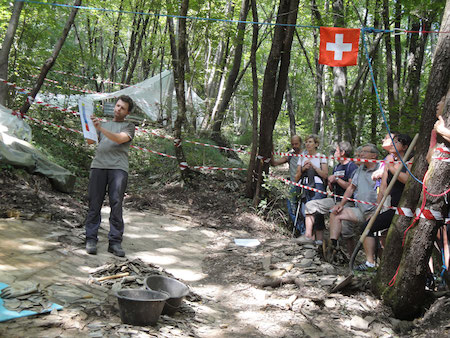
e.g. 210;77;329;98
0;105;76;193
84;70;205;125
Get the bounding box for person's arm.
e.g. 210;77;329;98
385;154;411;185
92;117;131;144
331;183;356;214
294;162;302;182
311;159;328;180
271;156;289;166
434;115;450;142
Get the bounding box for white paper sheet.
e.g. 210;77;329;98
234;239;260;247
78;99;97;143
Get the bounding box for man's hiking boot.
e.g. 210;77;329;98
108;243;125;257
86;240;97;255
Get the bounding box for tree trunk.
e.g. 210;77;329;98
211;0;250;140
400;16;432;134
19;0;81;116
245;0;259;199
311;0;324;136
370;0;380;144
0;1;24;106
253;0;299;201
285;79;296;136
108;0;124;84
373;1;450;319
383;0;397;129
167;0;193;183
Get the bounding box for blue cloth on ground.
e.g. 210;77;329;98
0;282;63;322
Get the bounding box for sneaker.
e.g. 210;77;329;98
108;243;125;257
354;262;376;272
86;240;97;255
292;235;315;244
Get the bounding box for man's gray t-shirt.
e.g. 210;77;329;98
288;152;299;182
91;121;135;173
351;164;379;214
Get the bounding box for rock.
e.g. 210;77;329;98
264;270;285;278
350;315;369;330
303;249;316;259
324;299;337;308
299;259;313;268
262;255;271;271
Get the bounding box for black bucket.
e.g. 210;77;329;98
116;289;169;326
144;275;189;315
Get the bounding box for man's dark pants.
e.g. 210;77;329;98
85;168;128;244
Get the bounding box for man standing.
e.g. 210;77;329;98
271;135;304;233
85;95;135;257
328;143;379;259
297;141;358;244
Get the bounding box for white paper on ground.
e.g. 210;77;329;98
234;239;260;247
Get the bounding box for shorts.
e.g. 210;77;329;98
341;207;374;239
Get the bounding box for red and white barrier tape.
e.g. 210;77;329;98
32;75;99;94
179;163;247;171
270;173;446;222
11;111;246;171
47;69;140;89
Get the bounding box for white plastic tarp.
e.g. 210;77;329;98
0;104;76;193
84;70;174;121
83;70;205;125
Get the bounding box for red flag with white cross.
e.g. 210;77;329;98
319;27;361;67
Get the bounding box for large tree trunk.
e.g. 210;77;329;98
19;0;81;116
167;0;193;183
373;1;450;319
211;0;250;140
253;0;299;203
244;0;259;198
0;1;24;106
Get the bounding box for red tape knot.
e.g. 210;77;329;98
173;138;182;147
179;162;188;170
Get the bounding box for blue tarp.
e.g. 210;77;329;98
0;282;63;322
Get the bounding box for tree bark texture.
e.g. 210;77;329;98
0;1;24;106
285;79;296;136
254;0;299;200
212;0;250;139
168;0;192;183
373;1;450;319
244;0;259;198
19;0;81;116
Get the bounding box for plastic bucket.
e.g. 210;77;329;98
116;289;169;326
144;275;189;315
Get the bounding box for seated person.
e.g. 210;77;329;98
297;141;358;245
293;134;328;244
355;134;413;271
328;144;380;260
271;135;304;232
371;131;399;190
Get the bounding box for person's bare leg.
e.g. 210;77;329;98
363;237;376;264
304;214;315;239
329;213;342;241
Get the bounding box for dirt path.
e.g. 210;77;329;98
1;203;449;337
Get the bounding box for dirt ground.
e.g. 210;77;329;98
1;169;449;337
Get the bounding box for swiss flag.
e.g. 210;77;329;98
319;27;361;67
